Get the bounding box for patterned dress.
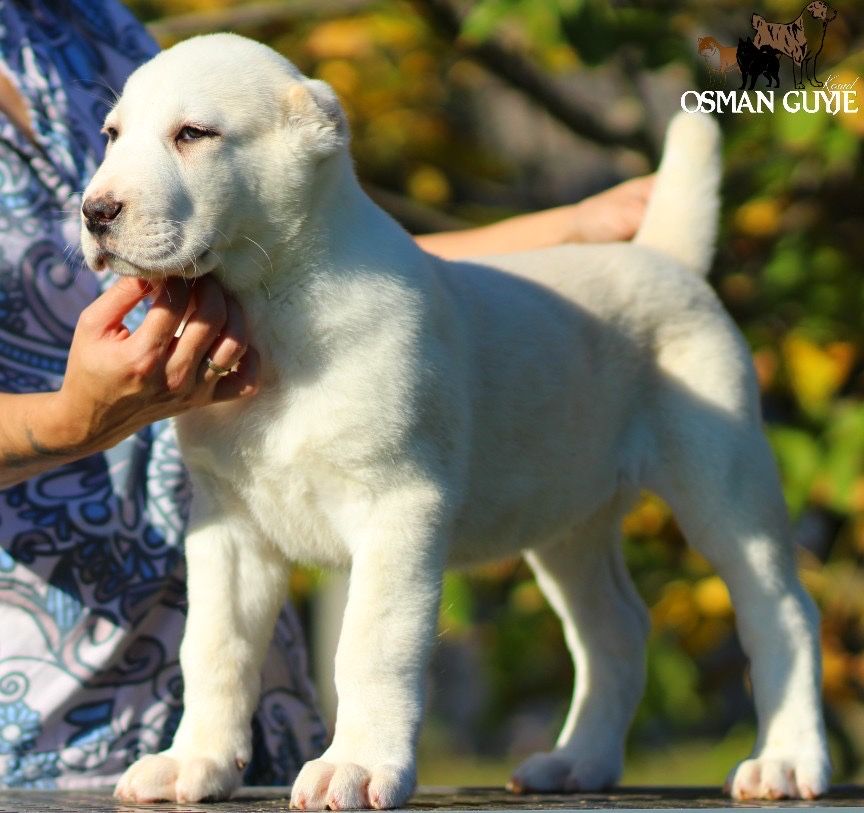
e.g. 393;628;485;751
0;0;326;788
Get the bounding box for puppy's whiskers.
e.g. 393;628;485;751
242;235;274;276
70;77;121;106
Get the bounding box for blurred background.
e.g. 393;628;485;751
128;0;864;788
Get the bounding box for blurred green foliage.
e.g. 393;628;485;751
129;0;864;784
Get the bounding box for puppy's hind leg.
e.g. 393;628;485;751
509;507;649;794
649;359;830;800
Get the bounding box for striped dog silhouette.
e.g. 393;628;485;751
751;1;837;89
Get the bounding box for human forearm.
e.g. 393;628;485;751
0;391;86;489
0;276;259;491
416;206;578;260
416;175;655;260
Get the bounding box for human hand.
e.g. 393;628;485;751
567;175;655;244
43;275;258;457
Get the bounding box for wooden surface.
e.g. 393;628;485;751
1;787;864;812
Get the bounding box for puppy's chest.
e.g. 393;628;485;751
238;452;362;567
179;379;413;566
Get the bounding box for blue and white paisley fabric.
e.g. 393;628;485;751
0;0;326;788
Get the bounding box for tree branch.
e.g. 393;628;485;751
408;0;659;162
147;0;375;40
363;182;471;234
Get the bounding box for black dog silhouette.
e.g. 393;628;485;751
737;38;781;89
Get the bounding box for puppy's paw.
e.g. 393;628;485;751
289;758;415;810
726;755;830;800
507;749;620;794
114;752;242;803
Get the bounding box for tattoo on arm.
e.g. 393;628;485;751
0;425;85;471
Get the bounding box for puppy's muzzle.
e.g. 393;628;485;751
82;194;123;236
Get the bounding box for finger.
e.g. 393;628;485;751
199;295;248;386
131;277;193;353
78;277;153;337
620;173;655;201
172;277;230;376
212;346;260;402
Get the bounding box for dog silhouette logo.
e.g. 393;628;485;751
737;38;781;89
697;1;838;90
751;1;838;88
697;36;739;87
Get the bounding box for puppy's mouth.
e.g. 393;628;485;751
94;248;218;280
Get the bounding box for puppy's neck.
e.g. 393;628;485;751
230;150;427;304
312;154;426;270
217;148;431;371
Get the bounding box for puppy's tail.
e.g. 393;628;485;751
633;112;721;278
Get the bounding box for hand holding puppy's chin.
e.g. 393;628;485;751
50;274;256;458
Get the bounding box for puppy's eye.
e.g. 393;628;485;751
103;126;119;143
176;125;218;143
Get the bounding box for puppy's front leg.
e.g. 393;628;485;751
115;480;288;803
291;490;445;811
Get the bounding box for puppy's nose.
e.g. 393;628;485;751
82;195;123;234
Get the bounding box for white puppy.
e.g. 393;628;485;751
80;33;829;809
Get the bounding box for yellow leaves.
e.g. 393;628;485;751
509;581;545;614
830;69;864;137
364;108;415;155
407;165;451;206
315;60;360;98
544;44;579;72
371;16;423;51
622;493;670;536
692;576;731;618
782;335;855;415
652;576;732;655
805;560;864;701
751;347;778;392
448;58;488;89
306;19;375;60
399;50;437;80
653;577;731;629
849;513;864;552
652;581;697;634
798;557;825;596
733;197;781;238
305;15;421;60
821;644;848;697
154;0;235;12
719;272;756;309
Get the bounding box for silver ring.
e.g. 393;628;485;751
205;356;234;377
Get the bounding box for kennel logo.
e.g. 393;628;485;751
683;1;858;115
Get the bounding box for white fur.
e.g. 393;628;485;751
81;34;830;808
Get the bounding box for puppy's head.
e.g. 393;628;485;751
81;34;347;285
697;37;717;56
806;1;837;21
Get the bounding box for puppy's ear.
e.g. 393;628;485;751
285;79;349;153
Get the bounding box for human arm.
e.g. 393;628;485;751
0;275;258;490
415;175;654;260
